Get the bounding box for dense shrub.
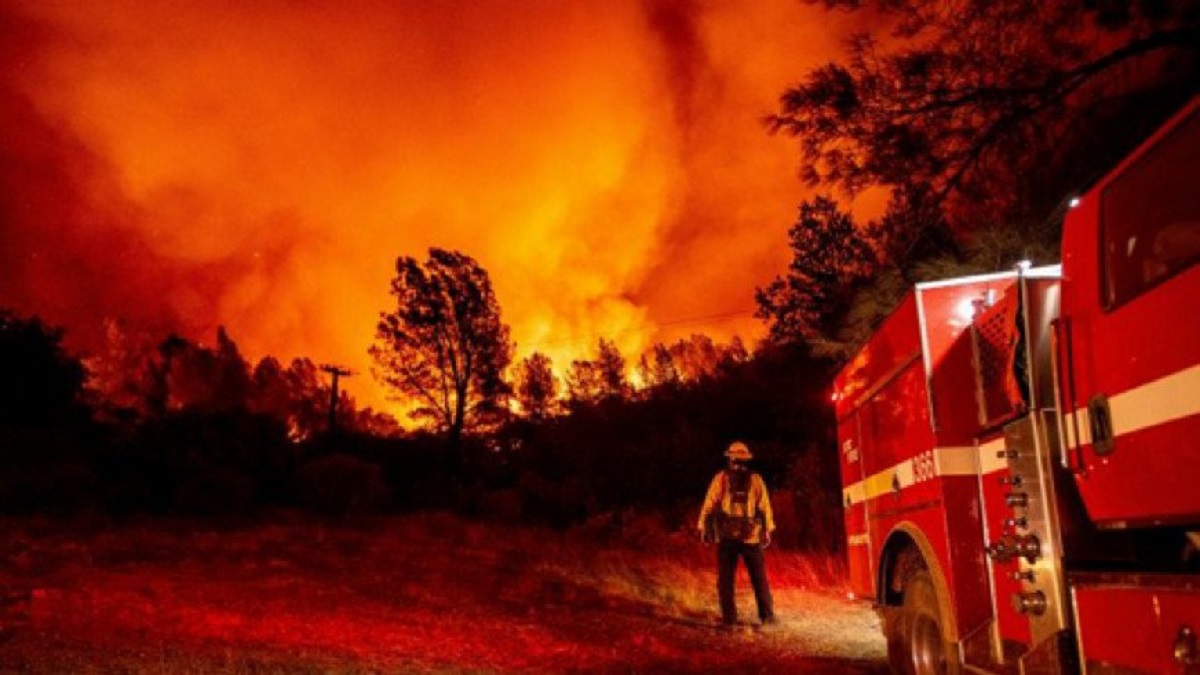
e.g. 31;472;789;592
475;488;523;523
173;469;256;516
514;470;588;529
0;462;99;514
292;454;390;516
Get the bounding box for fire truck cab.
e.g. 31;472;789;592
835;97;1200;674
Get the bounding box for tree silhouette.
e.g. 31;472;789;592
772;0;1200;231
595;338;630;400
755;196;879;352
166;327;252;413
565;359;603;408
249;356;341;441
515;352;558;420
0;310;86;427
370;248;513;445
634;335;753;392
87;318;160;422
566;338;631;407
637;344;680;391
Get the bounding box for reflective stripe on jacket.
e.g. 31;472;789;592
697;470;775;544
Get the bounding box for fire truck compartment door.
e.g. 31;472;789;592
1073;579;1200;673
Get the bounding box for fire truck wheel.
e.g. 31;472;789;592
892;570;961;675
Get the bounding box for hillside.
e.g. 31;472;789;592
0;514;885;673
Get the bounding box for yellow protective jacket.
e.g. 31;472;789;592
697;469;775;545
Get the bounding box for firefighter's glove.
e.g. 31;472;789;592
762;531;772;549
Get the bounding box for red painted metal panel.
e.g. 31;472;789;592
1073;417;1200;525
929;317;986;446
839;412;873;598
941;476;991;635
859;360;935;478
922;279;1020;445
835;293;921;420
846;503;873;598
1060;99;1200;526
1074;581;1200;673
918;279;1018;376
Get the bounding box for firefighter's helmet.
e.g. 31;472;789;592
725;441;752;460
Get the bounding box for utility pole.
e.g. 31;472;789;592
320;365;354;435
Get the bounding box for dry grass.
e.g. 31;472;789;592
0;514;884;673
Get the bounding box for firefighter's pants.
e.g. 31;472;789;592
717;541;774;623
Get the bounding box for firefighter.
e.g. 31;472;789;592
697;441;777;628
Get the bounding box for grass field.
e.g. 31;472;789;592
0;514;885;673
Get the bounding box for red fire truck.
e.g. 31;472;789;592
835;97;1200;674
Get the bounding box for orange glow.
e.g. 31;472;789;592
0;1;865;414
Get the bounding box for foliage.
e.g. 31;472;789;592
87;323;369;440
168;327;251;413
247;355;361;441
755;196;880;354
757;191;1065;355
635;334;750;392
565;359;602;407
594;338;630;400
172;467;256;516
774;0;1199;229
636;343;680;390
0;306;842;553
761;0;1197;352
514;352;559;420
371;248;513;444
291;453;391;516
0;310;88;428
566;338;631;408
508;343;841;551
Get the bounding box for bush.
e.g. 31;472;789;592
173;469;255;516
291;454;390;516
515;470;588;529
0;462;99;514
476;488;523;522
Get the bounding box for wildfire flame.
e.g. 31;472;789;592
0;1;864;413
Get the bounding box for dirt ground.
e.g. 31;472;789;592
0;514;886;673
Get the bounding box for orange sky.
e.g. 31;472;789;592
0;0;866;414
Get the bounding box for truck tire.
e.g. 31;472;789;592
889;570;961;675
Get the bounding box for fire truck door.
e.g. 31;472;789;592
1065;106;1200;526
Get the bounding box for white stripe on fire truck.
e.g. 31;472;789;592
842;364;1200;508
933;446;978;477
842;446;980;507
843;482;866;506
1063;364;1200;449
977;438;1008;475
847;533;870;546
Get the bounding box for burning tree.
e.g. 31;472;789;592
566;338;630;407
514;352;559;420
370;248;513;445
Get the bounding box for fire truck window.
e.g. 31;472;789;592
1102;110;1200;310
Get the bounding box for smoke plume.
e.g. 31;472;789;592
0;0;858;412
